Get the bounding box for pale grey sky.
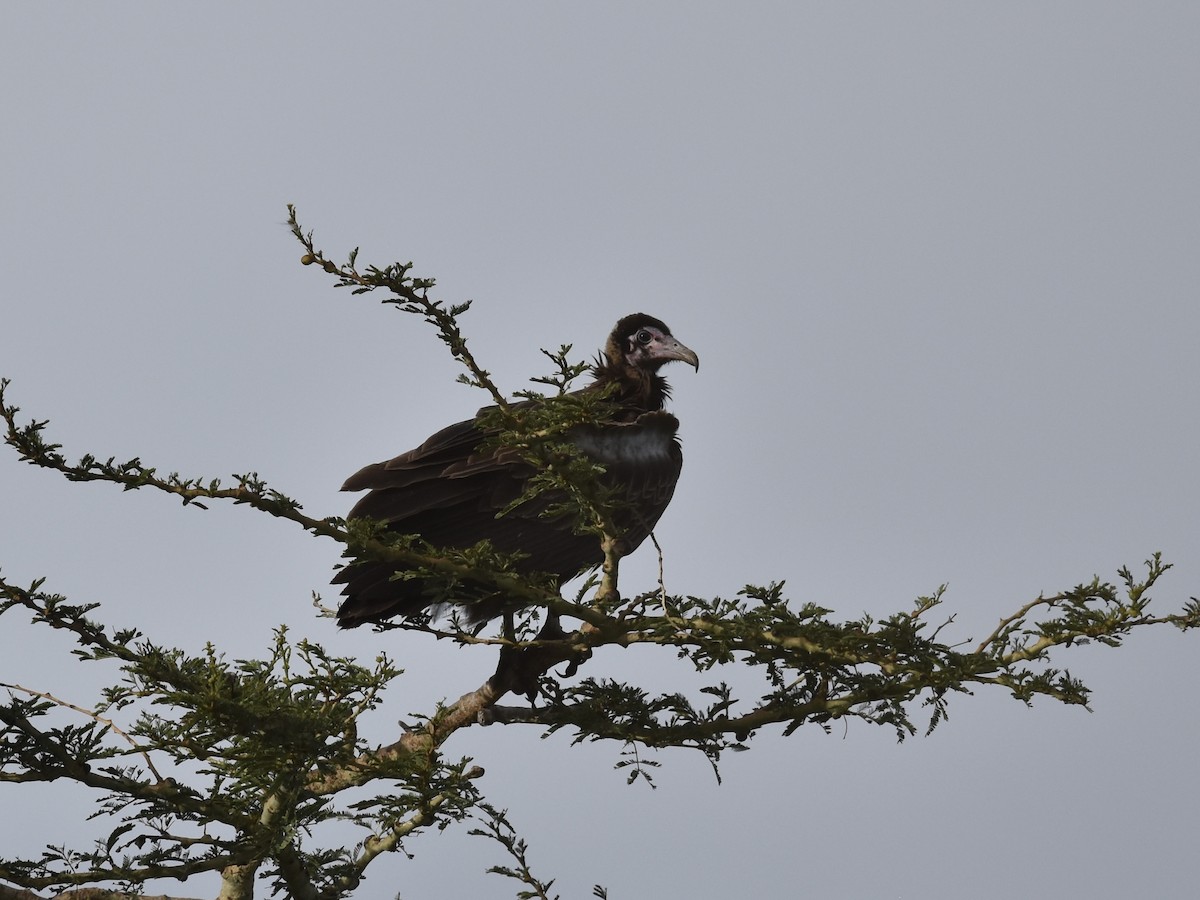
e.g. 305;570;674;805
3;4;1198;898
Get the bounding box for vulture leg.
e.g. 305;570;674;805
490;612;588;700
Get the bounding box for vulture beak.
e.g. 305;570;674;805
657;336;700;372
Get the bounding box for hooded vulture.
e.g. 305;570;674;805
334;313;698;628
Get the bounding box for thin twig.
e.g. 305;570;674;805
1;681;166;782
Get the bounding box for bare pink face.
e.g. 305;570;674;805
622;323;700;372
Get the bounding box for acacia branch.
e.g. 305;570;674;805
0;682;165;783
303;679;500;796
0;384;569;616
288;204;508;412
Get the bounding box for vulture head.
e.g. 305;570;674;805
596;313;699;411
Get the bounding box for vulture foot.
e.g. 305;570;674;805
490;614;591;700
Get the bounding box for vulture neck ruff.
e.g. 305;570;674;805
590;356;671;415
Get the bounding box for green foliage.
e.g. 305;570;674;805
469;805;565;900
0;577;484;898
2;208;1198;899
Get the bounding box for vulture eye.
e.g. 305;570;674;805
635;329;653;345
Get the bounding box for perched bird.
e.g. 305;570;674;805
334;313;698;628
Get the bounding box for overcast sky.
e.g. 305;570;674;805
3;4;1198;899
